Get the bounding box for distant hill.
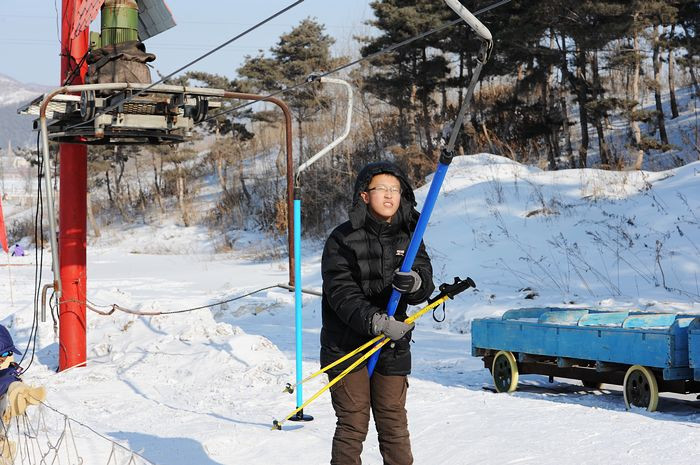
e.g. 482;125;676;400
0;74;50;149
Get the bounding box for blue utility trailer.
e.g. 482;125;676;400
689;318;700;383
471;307;700;411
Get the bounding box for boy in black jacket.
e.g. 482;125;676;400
321;161;434;465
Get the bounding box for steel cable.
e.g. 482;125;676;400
201;0;512;124
74;283;286;316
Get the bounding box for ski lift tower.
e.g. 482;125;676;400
20;1;300;372
59;0;90;372
25;0;178;371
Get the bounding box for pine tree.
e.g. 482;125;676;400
632;1;678;147
359;0;451;154
238;18;336;161
676;1;700;97
472;0;567;167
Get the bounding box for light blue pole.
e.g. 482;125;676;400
290;77;352;422
366;162;450;376
294;198;303;409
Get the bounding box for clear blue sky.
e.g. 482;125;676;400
0;0;375;85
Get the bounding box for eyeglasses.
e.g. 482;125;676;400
0;351;12;358
367;185;402;195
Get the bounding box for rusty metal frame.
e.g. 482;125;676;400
35;83;298;293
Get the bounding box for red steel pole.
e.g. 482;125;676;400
59;0;89;370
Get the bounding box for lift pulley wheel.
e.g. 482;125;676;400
80;90;96;121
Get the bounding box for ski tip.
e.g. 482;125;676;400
271;420;282;431
283;383;294;394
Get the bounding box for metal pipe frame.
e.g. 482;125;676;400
288;77;352;419
221;91;295;286
296;77;353;177
38;84;298;293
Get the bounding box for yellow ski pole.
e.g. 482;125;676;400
282;292;455;395
272;276;475;430
273;336;392;430
283;334;384;394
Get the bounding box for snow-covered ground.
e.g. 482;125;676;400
1;153;700;464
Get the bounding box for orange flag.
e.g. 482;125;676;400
0;194;8;253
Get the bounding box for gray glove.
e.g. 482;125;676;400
371;313;414;341
392;269;422;294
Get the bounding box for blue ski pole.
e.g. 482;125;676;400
367;0;493;376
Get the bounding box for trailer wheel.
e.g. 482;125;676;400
623;365;659;412
492;350;519;393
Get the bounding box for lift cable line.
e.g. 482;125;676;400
19;133;47;374
201;0;512;125
84;284;281;316
34;282;320;319
62;0;306;132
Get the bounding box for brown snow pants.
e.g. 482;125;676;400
329;368;412;465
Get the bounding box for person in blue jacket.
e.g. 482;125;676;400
0;325;22;397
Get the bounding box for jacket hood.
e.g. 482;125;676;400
0;326;21;356
349;161;419;230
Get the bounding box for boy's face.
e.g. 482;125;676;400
360;173;402;222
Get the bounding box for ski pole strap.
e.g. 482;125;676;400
433;302;446;323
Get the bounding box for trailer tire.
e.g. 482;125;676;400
623;365;659;412
492;350;519;393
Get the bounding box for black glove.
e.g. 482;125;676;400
392;269;422;294
371;313;414;341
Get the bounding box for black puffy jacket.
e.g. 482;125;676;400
320;162;435;378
